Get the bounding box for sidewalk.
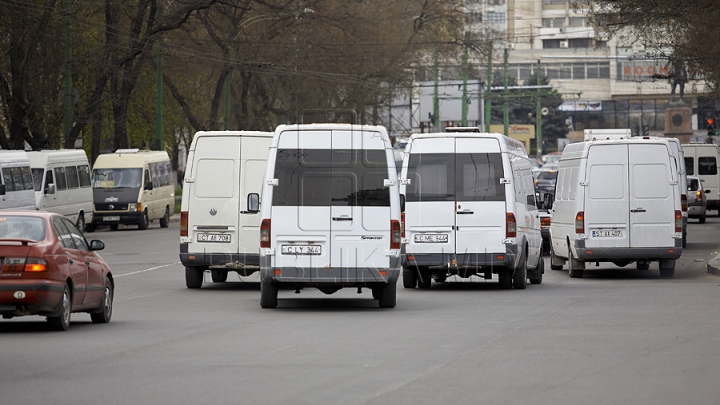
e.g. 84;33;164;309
708;252;720;276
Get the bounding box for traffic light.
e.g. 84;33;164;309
707;118;716;137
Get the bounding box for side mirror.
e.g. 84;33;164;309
400;194;406;213
144;181;154;191
46;183;56;195
0;184;5;195
90;240;105;251
246;193;260;213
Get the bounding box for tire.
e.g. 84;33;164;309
211;270;228;283
417;268;432;289
85;224;96;233
260;280;278;308
90;277;113;324
699;215;706;224
377;282;397;308
402;267;417;289
76;214;86;234
498;268;513;289
109;224;119;231
636;261;650;271
159;207;170;228
682;231;687;248
138;210;149;230
550;246;564;270
513;253;528;289
568;249;584;278
185;266;204;289
371;287;380;300
47;284;71;331
659;259;675;278
530;255;544;285
433;273;447;283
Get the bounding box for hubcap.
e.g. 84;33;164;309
61;291;70;324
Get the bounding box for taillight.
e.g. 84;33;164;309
401;212;405;238
260;219;271;248
540;216;551;228
391;220;401;249
681;194;687;212
24;258;47;272
506;213;516;238
180;211;188;237
675;210;682;233
0;257;47;272
696;190;702;202
575;211;585;234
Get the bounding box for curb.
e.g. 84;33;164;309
707;252;720;276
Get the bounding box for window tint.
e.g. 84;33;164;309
21;166;33;190
684;157;694;175
54;167;68;190
92;168;142;188
51;217;76;249
456;153;505;201
698;157;717;175
60;217;88;251
406;153;454;202
65;166;79;188
78;165;91;187
32;168;43;191
273;149;390;206
2;168;14;191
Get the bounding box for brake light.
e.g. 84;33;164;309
681;194;687;212
391;220;401;249
696;190;702;202
540;216;551;228
2;257;26;272
575;211;585;234
180;211;188;237
534;179;538;187
24;258;47;272
506;213;516;238
401;212;405;238
260;219;271;248
675;210;682;233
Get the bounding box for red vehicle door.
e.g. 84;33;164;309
51;217;88;306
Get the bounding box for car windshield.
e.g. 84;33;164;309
687;179;700;191
92;168;142;189
537;171;557;181
0;216;46;241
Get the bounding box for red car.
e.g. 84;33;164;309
0;211;113;330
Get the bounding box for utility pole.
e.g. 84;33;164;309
63;0;73;141
503;47;509;137
433;45;440;131
155;38;163;151
485;41;493;133
224;36;232;130
536;59;543;159
461;35;469;127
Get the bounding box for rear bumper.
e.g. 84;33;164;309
402;244;519;270
574;239;682;261
0;280;64;316
260;256;400;286
180;243;259;275
92;211;144;225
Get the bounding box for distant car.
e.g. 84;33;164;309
0;211;113;330
535;167;558;193
687;176;707;223
541;152;562;166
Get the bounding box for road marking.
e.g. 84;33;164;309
116;262;180;277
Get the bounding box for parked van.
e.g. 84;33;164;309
0;150;35;211
682;143;720;216
549;130;683;278
180;131;273;288
88;149;175;231
258;124;403;308
27;150;93;230
399;130;543;289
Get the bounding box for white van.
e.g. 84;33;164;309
27;150;93;230
180;131;273;288
549;130;683;278
682;143;720;216
88;149;175;231
399;130;543;290
259;124;403;308
0;150;35;211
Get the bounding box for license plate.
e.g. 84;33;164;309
591;230;623;238
414;234;449;243
281;245;321;255
103;216;120;222
197;233;231;243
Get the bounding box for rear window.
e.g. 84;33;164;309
272;149;390;206
687;178;700;191
405;153;505;202
698;157;717;175
684;157;694;175
2;166;33;192
537;171;557;181
0;216;46;241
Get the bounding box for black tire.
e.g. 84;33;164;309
659;259;675;278
260;280;278;308
699;215;706;224
377;283;396;308
76;214;86;234
530;255;544;285
159;207;170;228
636;261;650;271
433;273;447;283
682;231;687;248
550;246;564;270
90;277;113;324
402;267;417;289
138;210;149;230
109;224;119;231
417;268;432;289
513;253;528;289
498;268;512;289
371;287;380;300
85;224;96;233
185;266;204;289
568;249;584;278
47;284;71;331
211;270;228;283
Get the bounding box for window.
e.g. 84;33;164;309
32;168;44;191
44;170;54;193
699;157;718;175
569;17;587;27
0;216;46;241
486;12;505;23
543;18;564;28
545;0;565;4
60;217;88;251
51;217;76;249
78;165;91;187
488;0;505;4
65;166;79;189
92;168;142;188
54;167;67;191
685;157;694;175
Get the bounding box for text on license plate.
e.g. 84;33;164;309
103;216;120;222
414;234;448;243
281;245;322;255
591;230;623;238
197;233;231;243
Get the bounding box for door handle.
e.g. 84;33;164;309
85;261;90;266
456;211;474;215
332;217;353;221
68;258;73;264
630;208;646;213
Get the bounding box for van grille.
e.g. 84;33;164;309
95;203;128;211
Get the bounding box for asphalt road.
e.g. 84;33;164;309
2;219;720;405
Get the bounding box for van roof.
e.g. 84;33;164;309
93;150;170;168
409;132;528;156
275;123;388;133
561;137;673;160
0;150;30;165
192;131;273;138
26;150;89;167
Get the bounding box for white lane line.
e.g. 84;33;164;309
116;262;181;277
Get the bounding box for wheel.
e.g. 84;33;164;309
109;224;119;231
138;210;149;230
699;215;706;224
47;284;71;331
377;283;396;308
185;266;204;289
211;270;228;283
682;231;686;248
513;253;528;289
91;277;114;324
260;280;278;308
636;261;650;270
371;287;380;300
498;268;513;289
433;273;447;283
160;207;170;228
550;246;564;270
76;214;86;233
402;267;417;288
659;259;675;278
85;224;96;233
568;248;584;278
417;268;432;289
530;255;544;285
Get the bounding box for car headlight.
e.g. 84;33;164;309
129;203;138;212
